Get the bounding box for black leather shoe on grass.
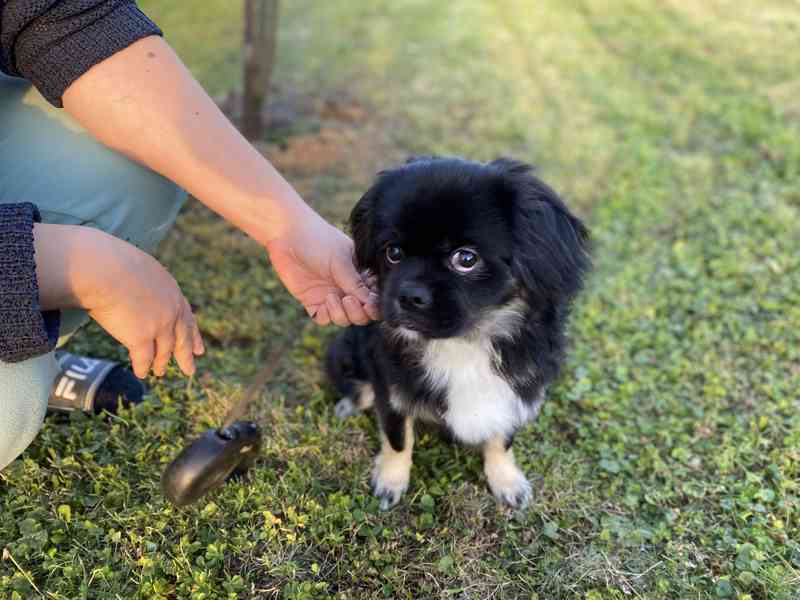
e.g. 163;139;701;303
48;351;146;415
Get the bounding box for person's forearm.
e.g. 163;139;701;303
34;223;111;310
62;36;312;246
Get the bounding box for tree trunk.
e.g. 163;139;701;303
242;0;279;140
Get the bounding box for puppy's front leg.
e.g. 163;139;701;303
482;435;532;509
372;410;414;511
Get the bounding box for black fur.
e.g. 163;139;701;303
325;323;373;400
327;156;589;498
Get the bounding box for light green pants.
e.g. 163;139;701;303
0;74;187;471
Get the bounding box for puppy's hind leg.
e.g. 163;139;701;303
334;384;375;419
482;435;532;509
372;410;414;510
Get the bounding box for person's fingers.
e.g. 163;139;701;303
190;308;205;356
153;329;176;377
313;304;331;326
129;340;155;379
362;271;378;292
173;305;196;376
352;279;373;305
333;255;372;305
342;295;370;325
356;271;380;319
326;293;350;327
364;296;381;321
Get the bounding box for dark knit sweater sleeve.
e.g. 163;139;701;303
0;203;60;363
0;0;162;107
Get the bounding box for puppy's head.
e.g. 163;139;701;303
351;157;590;340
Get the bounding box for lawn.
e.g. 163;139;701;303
2;1;799;598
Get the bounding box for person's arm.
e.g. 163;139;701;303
33;221;204;378
2;1;375;325
1;2;304;245
61;36;377;325
62;36;305;246
0;204;192;373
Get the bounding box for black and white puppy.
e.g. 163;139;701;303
326;157;590;510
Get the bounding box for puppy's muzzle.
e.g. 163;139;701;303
397;282;433;312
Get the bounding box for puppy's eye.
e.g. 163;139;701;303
385;245;404;265
450;248;480;273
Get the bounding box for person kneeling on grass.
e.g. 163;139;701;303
0;1;378;472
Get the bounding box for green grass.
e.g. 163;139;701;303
2;1;800;598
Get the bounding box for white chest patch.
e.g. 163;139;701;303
420;337;538;445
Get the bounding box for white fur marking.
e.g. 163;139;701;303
371;418;414;510
473;300;527;342
357;384;375;410
483;436;532;509
334;384;375;420
334;397;357;419
383;324;421;344
421;335;537;445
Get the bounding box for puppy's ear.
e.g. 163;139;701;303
491;158;590;303
349;182;381;274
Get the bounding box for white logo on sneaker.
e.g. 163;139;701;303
70;358;101;374
54;377;78;401
54;358;100;400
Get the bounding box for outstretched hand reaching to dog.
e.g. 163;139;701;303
62;35;379;331
265;210;379;327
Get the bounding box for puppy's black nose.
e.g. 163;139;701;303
398;283;433;311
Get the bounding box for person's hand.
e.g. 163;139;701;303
75;231;205;378
265;211;379;326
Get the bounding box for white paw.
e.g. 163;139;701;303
486;462;532;509
334;397;359;420
371;452;411;511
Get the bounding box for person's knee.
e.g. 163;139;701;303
0;354;57;471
